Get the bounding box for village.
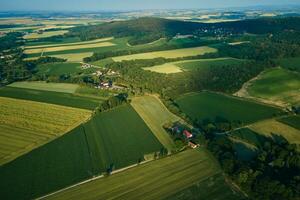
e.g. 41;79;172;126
81;62;127;91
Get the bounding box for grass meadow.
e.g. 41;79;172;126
247;68;300;107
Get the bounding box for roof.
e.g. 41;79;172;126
183;130;193;138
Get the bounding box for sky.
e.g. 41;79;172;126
1;0;300;11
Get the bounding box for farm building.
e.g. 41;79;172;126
183;130;193;139
188;141;199;149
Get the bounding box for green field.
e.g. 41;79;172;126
175;92;282;124
112;46;217;62
278;57;300;73
35;62;99;76
0;97;91;166
277;115;300;130
0;87;101;110
247;68;300;107
249;119;300;145
43;149;242;200
0;104;162;199
131;95;179;151
35;62;82;76
84;105;163;172
9;81;79;93
144;57;245;74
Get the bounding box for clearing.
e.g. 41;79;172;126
0;97;91;166
277;115;300;130
144;57;244;74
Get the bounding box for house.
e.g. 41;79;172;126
183;130;193;139
188;141;199;149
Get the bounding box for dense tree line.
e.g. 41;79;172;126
68;17;300;45
98;93;129;112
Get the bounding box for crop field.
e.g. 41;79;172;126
84;105;163;172
247;68;300;107
175;92;282;124
278;57;300;73
23;30;69;39
164;172;245;200
0;97;91;166
144;57;245;74
112;46;217;62
249;119;300;144
24;42;115;54
25;37;114;49
277;115;300;130
9;81;79;94
43;149;233;200
0;104;162;199
131;95;179;151
0;87;101;110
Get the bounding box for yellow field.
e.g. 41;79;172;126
0;97;91;166
112;46;217;62
24;30;69;39
52;52;94;62
24;42;115;54
25;37;113;49
131;95;179;152
249;119;300;144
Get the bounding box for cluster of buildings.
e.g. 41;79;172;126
169;123;199;149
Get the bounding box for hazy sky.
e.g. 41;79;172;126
1;0;300;11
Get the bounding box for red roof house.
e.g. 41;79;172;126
183;130;193;138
